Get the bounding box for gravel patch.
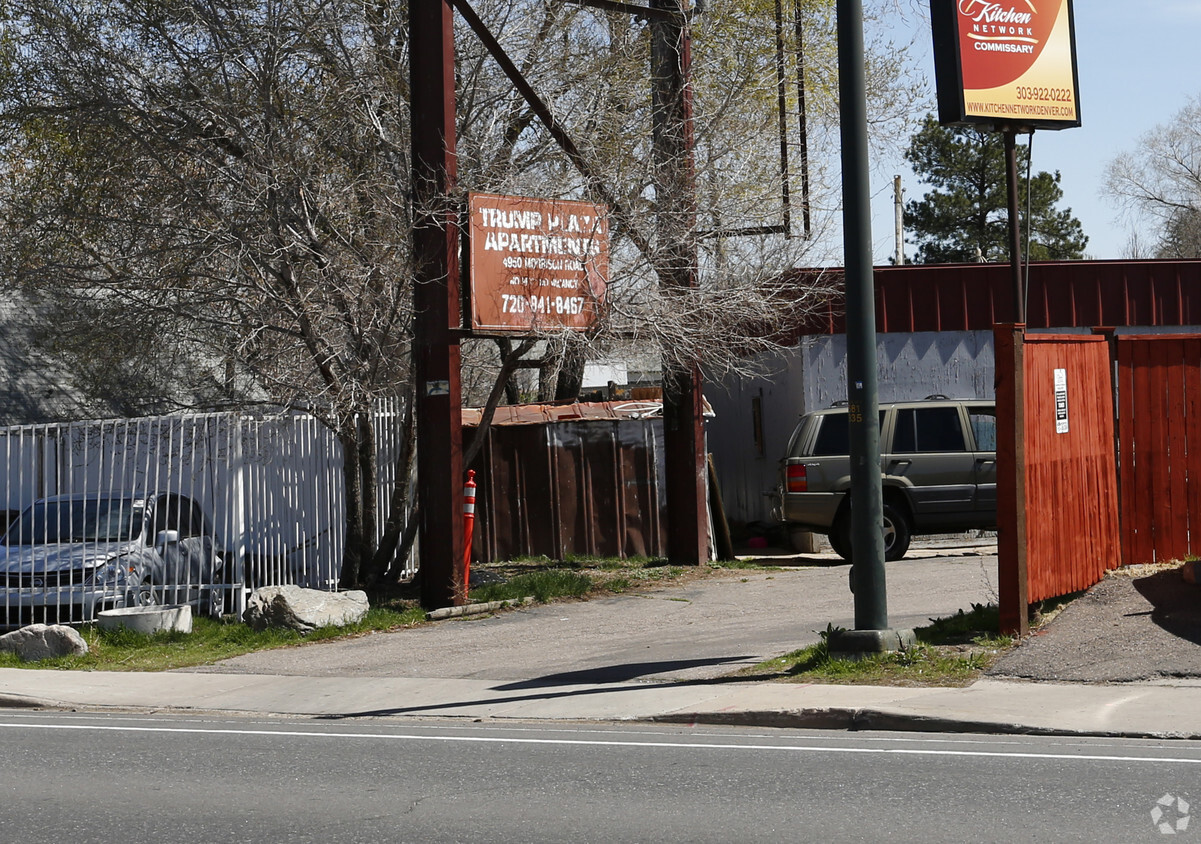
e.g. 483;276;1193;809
987;565;1201;683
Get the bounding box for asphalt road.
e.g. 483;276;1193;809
187;553;999;683
2;711;1198;843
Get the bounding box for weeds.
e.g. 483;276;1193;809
741;605;1013;687
0;606;426;672
470;570;594;603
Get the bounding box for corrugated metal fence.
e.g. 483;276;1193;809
0;402;410;625
466;414;668;563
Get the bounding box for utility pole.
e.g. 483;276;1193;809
894;175;905;265
651;0;707;566
828;0;912;654
410;0;465;608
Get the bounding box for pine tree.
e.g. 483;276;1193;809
903;115;1088;264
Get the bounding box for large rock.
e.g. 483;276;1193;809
0;624;89;661
243;585;369;633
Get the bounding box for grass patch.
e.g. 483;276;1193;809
740;605;1016;688
469;570;594;603
469;557;697;601
0;605;426;672
0;556;725;672
710;559;787;571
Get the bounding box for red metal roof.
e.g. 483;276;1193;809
792;259;1201;335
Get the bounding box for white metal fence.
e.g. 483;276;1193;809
0;401;412;627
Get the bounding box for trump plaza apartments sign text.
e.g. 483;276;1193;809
467;193;609;334
930;0;1081;130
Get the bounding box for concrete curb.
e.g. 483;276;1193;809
7;689;1197;740
652;707;1201;740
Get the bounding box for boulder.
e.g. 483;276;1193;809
0;624;89;661
243;585;369;633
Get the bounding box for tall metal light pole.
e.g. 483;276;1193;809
829;0;912;653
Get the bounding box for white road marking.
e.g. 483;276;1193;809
2;719;1199;765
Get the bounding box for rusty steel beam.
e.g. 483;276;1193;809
411;0;465;608
651;0;707;566
446;0;651;259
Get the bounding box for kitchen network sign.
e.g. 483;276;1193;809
468;193;608;333
931;0;1080;129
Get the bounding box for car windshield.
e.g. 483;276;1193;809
1;498;144;546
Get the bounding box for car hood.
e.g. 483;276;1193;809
0;542;141;574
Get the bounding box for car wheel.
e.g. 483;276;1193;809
827;525;847;559
882;502;912;562
833;503;912;562
135;579;161;607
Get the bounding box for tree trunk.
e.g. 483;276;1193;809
366;387;418;586
337;423;365;589
554;334;586;401
358;409;379;568
496;338;522;404
464;338;534;469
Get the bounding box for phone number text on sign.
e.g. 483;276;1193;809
501;293;585;315
468;192;609;333
1015;86;1073;102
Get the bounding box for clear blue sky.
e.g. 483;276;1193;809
866;0;1201;263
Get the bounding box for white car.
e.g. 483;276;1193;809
0;492;225;627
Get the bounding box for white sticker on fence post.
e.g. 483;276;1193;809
1054;368;1069;434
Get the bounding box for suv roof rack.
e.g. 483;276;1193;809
923;394;949;400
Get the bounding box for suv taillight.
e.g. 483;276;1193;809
786;464;807;493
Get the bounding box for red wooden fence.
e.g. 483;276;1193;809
997;327;1121;632
1021;334;1120;602
1115;335;1201;564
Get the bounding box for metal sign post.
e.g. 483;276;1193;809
411;0;465;608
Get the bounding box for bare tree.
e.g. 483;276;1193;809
0;0;923;589
0;0;418;586
1106;93;1201;259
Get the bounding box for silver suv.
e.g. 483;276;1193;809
776;397;997;561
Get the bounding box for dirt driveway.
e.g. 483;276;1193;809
988;565;1201;683
189;550;998;683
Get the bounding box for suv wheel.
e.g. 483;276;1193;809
881;502;912;561
832;502;913;562
827;529;846;558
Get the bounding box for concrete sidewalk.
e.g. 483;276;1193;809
4;666;1201;739
4;542;1201;740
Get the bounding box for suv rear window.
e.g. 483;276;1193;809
811;410;885;456
892;407;967;453
812;414;849;456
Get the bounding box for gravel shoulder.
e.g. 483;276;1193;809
987;564;1201;683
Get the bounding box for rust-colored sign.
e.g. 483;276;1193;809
932;0;1080;130
467;192;609;333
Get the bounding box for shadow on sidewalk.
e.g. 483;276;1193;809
492;657;752;689
315;656;751;720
